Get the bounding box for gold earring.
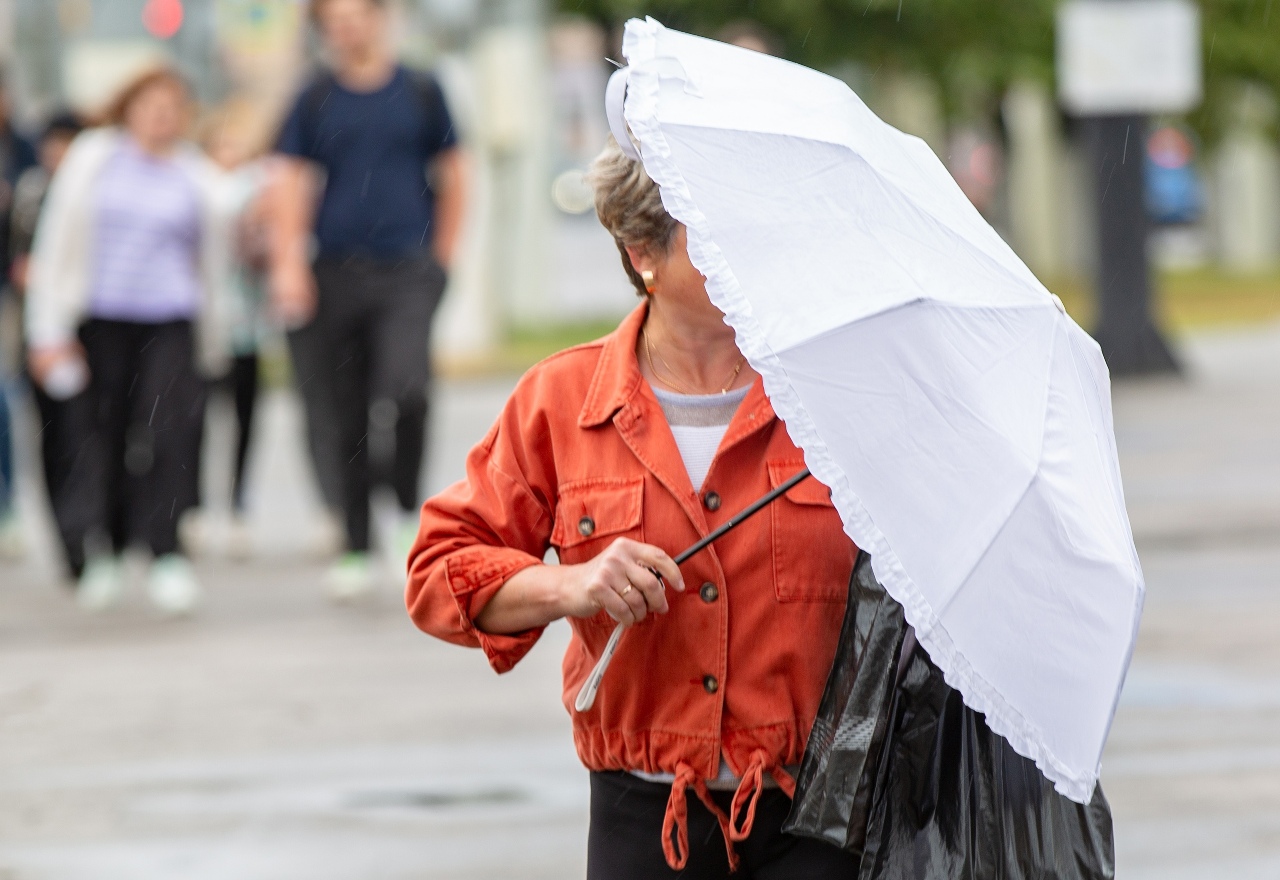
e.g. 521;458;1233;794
641;270;656;295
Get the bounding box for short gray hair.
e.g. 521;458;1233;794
586;135;679;296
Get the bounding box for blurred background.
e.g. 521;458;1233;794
1;1;1279;878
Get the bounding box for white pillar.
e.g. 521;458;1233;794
431;51;502;365
473;23;553;326
432;23;554;365
1213;87;1280;273
1003;80;1066;279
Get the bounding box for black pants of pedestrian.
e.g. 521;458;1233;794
287;318;343;512
80;318;205;558
211;353;259;512
31;380;97;578
587;771;860;880
314;255;445;553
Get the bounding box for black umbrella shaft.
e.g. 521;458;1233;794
674;468;811;565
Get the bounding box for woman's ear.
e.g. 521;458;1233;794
624;243;653;277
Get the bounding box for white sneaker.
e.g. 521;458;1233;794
147;554;202;616
178;510;211;559
326;552;374;602
77;556;125;612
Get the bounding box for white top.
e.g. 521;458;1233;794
652;385;749;491
26;127;231;376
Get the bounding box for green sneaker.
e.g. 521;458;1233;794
326;552;373;602
393;518;419;563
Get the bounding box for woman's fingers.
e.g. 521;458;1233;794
633;545;684;592
619;576;650;622
595;585;637;626
625;562;668;615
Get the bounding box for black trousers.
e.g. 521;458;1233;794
587;772;860;880
31;380;96;577
313;254;445;552
287;317;343;512
80;318;205;557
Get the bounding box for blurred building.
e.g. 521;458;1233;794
0;2;1275;361
0;0;582;362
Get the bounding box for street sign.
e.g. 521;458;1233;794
1057;0;1202;115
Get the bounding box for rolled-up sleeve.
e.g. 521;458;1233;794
406;393;556;673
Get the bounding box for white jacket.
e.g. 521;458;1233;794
25;127;231;376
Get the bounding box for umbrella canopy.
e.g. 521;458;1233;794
609;17;1143;804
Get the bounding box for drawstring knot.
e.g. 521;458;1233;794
727;750;796;843
659;755;797;873
662;763;737;871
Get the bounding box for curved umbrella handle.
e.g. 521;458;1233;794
572;468;812;713
575;621;626;712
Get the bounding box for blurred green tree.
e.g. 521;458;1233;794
561;0;1280;141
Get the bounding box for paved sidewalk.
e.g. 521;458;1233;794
2;324;1280;878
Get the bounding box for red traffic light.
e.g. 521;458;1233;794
142;0;184;40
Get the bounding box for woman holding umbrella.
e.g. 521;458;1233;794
407;134;860;877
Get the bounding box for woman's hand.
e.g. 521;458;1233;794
27;340;85;383
270;258;317;328
561;538;685;626
472;538;685;635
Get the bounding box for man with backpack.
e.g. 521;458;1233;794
270;0;465;596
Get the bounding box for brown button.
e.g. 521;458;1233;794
700;582;719;603
578;516;595;537
703;675;719;694
703;491;721;512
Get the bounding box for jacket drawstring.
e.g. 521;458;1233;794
727;750;796;843
662;755;798;872
663;763;739;872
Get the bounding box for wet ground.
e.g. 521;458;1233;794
2;323;1279;878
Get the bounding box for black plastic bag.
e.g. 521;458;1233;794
786;553;1116;879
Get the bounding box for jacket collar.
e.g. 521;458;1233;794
578;300;777;433
579;302;650;429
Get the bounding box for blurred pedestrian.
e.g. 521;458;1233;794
200;101;274;558
0;71;37;558
269;0;466;597
9;111;85;575
25;68;229;613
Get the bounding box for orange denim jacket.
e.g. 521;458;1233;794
407;303;856;869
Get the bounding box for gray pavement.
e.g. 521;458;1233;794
3;323;1280;878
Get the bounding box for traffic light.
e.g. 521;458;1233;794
143;0;184;40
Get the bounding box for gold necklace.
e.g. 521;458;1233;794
643;329;744;395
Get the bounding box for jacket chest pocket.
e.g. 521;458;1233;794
768;460;855;602
551;477;645;567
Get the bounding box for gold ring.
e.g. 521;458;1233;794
621;585;633;596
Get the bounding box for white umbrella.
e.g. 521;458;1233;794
608;17;1143;805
